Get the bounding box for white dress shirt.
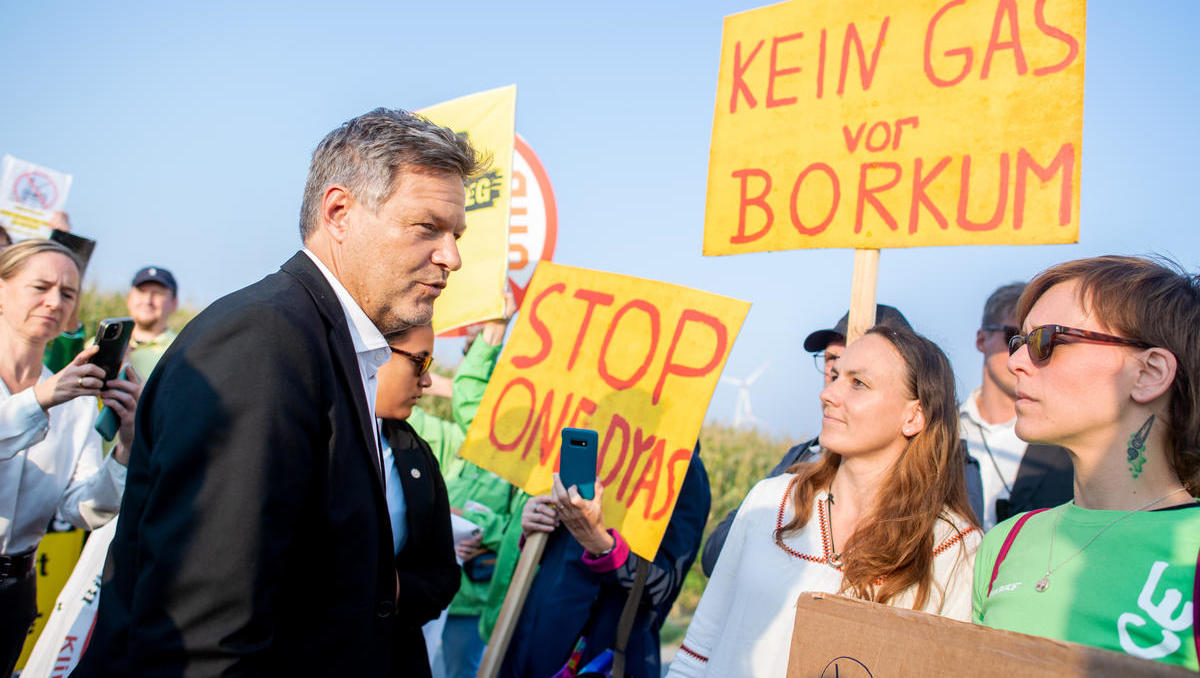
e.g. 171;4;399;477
0;367;126;554
959;387;1027;530
302;250;393;488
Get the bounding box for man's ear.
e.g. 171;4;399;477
321;185;353;244
1130;347;1176;405
975;329;987;354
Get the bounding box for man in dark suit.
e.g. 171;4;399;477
76;108;485;676
959;282;1072;529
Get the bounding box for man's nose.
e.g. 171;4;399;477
432;234;462;271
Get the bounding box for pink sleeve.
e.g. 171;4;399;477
580;529;630;573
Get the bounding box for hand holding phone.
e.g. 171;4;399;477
89;317;134;384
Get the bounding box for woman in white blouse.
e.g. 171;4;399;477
0;240;140;674
669;326;981;678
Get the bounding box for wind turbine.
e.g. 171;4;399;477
722;362;769;429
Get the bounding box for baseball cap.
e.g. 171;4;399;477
803;304;912;352
132;266;177;296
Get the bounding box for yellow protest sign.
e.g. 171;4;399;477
704;0;1085;254
15;529;84;672
460;262;750;559
420;85;516;333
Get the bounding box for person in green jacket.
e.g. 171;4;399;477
407;300;515;678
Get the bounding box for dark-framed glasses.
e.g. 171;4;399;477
391;348;433;376
1007;324;1152;364
981;324;1021;343
811;351;841;375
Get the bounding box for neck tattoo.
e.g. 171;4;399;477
1127;415;1154;479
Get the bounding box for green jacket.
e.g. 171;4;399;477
408;337;515;617
43;324;87;372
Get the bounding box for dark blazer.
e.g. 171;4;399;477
383;419;460;678
77;253;397;677
994;443;1074;523
701;438;984;576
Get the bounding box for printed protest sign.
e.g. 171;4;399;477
0;155;74;239
704;0;1085;253
460;262;750;559
420;85;516;334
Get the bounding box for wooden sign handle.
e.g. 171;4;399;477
475;530;548;678
846;249;879;343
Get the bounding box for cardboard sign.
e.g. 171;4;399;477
704;0;1085;254
0;155;74;239
787;593;1193;677
459;262;749;559
420;85;516;334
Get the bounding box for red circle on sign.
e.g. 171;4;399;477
12;171;57;209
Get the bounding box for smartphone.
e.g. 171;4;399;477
559;427;599;500
90;318;134;383
94;365;127;442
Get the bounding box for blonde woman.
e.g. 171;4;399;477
0;240;139;675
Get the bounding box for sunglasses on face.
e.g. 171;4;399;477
1007;324;1152;364
981;324;1021;343
391;347;433;377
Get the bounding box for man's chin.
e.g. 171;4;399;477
374;304;433;335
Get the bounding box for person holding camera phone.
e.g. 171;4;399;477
496;444;710;678
0;240;141;676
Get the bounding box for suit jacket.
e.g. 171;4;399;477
383;419;460;678
994;443;1074;523
77;253;396;677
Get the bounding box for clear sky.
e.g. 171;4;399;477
2;1;1196;442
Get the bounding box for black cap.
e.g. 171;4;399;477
803;304;912;352
131;266;177;296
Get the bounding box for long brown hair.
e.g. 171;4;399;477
1017;255;1200;494
776;326;977;608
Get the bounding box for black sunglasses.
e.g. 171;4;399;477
1007;324;1152;364
391;348;433;377
982;324;1021;343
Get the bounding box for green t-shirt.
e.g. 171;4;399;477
973;501;1200;671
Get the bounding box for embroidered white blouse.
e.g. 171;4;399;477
0;366;126;554
667;473;980;678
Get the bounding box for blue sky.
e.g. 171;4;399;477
2;1;1196;442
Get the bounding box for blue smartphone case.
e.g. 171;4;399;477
94;365;126;442
559;427;599;500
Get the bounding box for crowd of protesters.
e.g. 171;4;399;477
0;105;1197;678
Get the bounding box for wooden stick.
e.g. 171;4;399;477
846;249;880;343
475;531;548;678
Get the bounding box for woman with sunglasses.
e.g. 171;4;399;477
973;256;1200;671
374;322;460;678
669;326;979;678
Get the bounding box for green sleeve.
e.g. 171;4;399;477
43;325;87;372
406;406;465;469
972;522;1009;624
451;337;502;433
479;490;531;642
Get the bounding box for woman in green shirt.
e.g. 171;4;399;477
973;256;1200;671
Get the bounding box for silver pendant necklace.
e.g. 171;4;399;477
1035;487;1187;593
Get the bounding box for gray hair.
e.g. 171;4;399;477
299;107;489;241
981;282;1025;327
0;239;83;281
